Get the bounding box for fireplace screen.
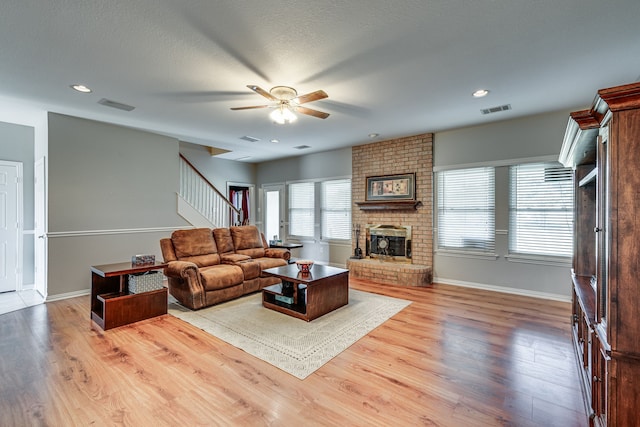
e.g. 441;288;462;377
365;225;412;262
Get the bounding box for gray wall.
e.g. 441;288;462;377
433;109;574;299
40;108;576;299
0;120;35;286
256;147;353;266
179;141;256;191
252;111;574;298
257;147;352;184
47;113;188;297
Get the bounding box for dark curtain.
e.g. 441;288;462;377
229;186;250;225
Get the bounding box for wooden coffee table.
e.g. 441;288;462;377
262;264;349;321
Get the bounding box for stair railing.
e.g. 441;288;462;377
179;154;240;228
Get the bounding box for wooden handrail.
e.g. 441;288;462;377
179;153;240;215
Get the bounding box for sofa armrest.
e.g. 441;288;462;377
163;260;207;310
264;248;291;261
164;260;200;279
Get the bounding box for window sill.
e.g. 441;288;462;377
505;254;571;267
435;249;499;261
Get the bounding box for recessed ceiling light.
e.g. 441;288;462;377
472;89;490;98
71;84;92;93
270;139;280;143
368;133;379;138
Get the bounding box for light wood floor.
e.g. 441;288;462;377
0;279;587;426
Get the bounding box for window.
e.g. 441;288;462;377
509;162;573;257
288;182;315;237
321;179;351;240
436;167;495;253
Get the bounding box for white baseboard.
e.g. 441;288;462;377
433;276;571;303
46;288;91;302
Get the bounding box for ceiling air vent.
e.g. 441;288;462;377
239;135;260;142
480;104;511;115
294;145;311;150
97;98;135;111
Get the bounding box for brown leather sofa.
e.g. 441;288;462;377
160;225;290;310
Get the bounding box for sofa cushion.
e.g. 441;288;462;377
213;227;236;254
255;257;288;273
230;226;266;258
235;260;261;280
199;264;244;291
220;253;251;263
171;228;220;267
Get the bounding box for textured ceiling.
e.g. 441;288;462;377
1;0;639;162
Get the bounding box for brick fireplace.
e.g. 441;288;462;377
347;133;433;286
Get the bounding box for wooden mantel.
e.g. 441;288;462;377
355;200;422;211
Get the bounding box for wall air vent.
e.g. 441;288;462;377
294;145;311;150
97;98;135;111
239;135;260;142
480;104;512;115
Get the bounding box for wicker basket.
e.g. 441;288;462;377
128;271;164;294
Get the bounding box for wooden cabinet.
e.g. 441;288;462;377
560;82;640;427
91;262;168;330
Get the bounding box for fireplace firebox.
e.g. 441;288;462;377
365;225;411;262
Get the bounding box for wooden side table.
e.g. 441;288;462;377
269;242;303;250
90;261;168;330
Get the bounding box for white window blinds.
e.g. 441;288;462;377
321;179;351;240
437;167;495;252
288;182;315;237
509;163;574;257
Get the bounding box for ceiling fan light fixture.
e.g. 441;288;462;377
270;105;297;124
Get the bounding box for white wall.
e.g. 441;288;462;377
433;109;575;300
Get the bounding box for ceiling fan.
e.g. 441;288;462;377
230;85;330;124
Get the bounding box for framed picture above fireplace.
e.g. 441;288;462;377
366;173;415;201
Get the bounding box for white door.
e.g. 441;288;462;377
0;161;21;293
34;157;46;298
263;184;285;242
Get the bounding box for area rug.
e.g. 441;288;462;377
168;289;411;379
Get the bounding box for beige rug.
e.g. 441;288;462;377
169;289;411;380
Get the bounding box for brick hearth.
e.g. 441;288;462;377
347;258;432;287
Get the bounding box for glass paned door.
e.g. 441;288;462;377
263;184;285;242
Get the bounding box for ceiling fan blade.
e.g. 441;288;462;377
296;90;328;104
230;105;269;110
247;85;278;101
296;106;330;119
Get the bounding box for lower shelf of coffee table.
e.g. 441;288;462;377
262;283;307;320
